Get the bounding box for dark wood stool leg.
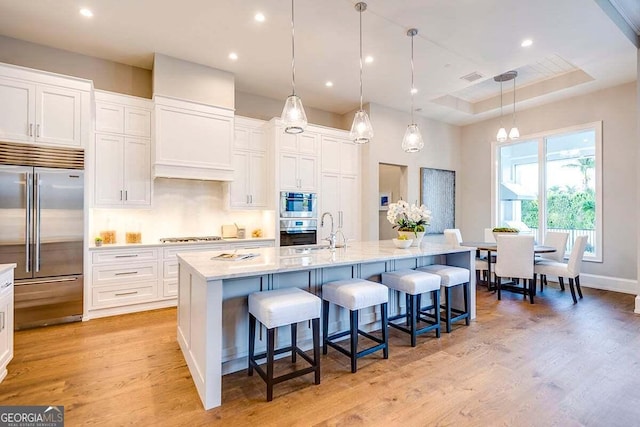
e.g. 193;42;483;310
528;279;534;304
575;276;583;298
434;289;441;338
409;294;417;347
568;278;577;303
445;287;452;333
248;314;256;376
350;309;358;373
291;322;297;362
266;327;275;401
381;302;389;359
322;300;330;355
312;318;321;384
496;276;502;300
464;283;470;325
558;276;565;291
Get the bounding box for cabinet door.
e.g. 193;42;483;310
124;107;151;138
298;132;318;156
36;85;82;146
279;153;299;190
95;102;125;134
298;155;317;191
233;126;251;151
0;78;35;143
320;173;340;234
340;174;360;241
279;132;298;152
248;151;269;207
0;290;12;370
340;140;360;176
94;134;125;206
321;136;341;174
230;151;250;207
123;137;151;205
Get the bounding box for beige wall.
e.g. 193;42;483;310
361;103;462;241
460;82;638;280
0;35;151;98
235;91;346;129
152;53;234;109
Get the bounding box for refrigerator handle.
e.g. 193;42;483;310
34;172;41;273
25;173;32;273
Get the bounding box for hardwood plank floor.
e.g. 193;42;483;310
1;284;639;426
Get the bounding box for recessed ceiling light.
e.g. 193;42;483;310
410;88;418;94
365;55;374;64
521;39;533;47
325;81;333;87
228;52;238;61
79;8;93;17
254;12;265;22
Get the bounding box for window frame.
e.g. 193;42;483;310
490;121;603;262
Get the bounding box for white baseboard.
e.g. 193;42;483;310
83;299;177;320
544;273;637;295
635;296;640;314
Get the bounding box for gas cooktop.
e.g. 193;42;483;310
159;236;223;243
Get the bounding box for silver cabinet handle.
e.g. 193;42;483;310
36;124;40;138
0;312;4;332
120;190;123;201
115;291;138;296
115;254;138;258
124;190;128;201
1;282;10;289
29;123;33;137
246;195;250;204
115;271;138;276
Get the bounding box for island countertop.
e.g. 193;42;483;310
177;240;472;281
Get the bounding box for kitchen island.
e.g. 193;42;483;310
177;240;475;409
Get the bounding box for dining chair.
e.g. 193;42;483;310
494;235;535;304
444;229;489;286
537;231;569;291
534;235;588;304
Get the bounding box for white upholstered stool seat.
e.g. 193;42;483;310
249;287;321;329
416;264;471;333
322;278;389;373
381;269;441;346
248;287;321;401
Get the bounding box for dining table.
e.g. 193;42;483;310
460;241;556;293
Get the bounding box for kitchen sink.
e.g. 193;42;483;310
293;245;330;253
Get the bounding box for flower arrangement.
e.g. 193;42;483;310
386;200;431;234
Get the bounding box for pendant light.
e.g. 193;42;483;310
494;70;517;142
349;2;373;144
281;0;307;134
401;28;424;153
508;72;520;140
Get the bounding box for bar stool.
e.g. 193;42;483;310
248;287;321;401
417;264;470;333
322;278;389;373
380;269;441;347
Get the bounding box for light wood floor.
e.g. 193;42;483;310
2;284;639;426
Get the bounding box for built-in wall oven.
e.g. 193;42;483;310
280;192;317;218
279;219;317;246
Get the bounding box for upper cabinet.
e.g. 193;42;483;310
94;91;152;208
0;66;90;148
271;121;319;192
229;117;271;209
153;96;234;181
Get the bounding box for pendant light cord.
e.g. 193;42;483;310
512;76;516;125
291;0;296;96
358;6;363;110
499;80;504;126
410;32;415;124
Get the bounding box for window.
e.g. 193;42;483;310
493;122;602;261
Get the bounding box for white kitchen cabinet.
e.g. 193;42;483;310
0;267;15;383
230;118;271;209
94;134;151;207
154;96;234;181
0;76;83;147
94;91;152;208
273;124;319;192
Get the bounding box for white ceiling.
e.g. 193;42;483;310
0;0;636;126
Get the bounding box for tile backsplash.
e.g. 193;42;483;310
90;178;275;244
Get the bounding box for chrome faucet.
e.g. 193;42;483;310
320;212;337;250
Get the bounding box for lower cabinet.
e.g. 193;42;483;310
0;267;14;383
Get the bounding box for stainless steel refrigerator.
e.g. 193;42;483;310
0;146;84;329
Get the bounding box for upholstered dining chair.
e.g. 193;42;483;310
443;228;489;287
537;231;569;291
534;235;588;304
494;234;535;304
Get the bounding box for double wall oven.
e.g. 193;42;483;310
279;192;317;246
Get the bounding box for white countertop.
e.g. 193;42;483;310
0;263;17;275
89;237;275;250
178;240;472;281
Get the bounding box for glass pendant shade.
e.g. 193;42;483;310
508;126;520;140
496;127;508;142
350;109;374;144
402;123;424;153
281;94;307;134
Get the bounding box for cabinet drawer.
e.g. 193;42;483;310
0;269;13;298
162;278;177;298
92;248;158;264
163;260;178;278
92;262;158;286
92;281;157;308
124;107;151;137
